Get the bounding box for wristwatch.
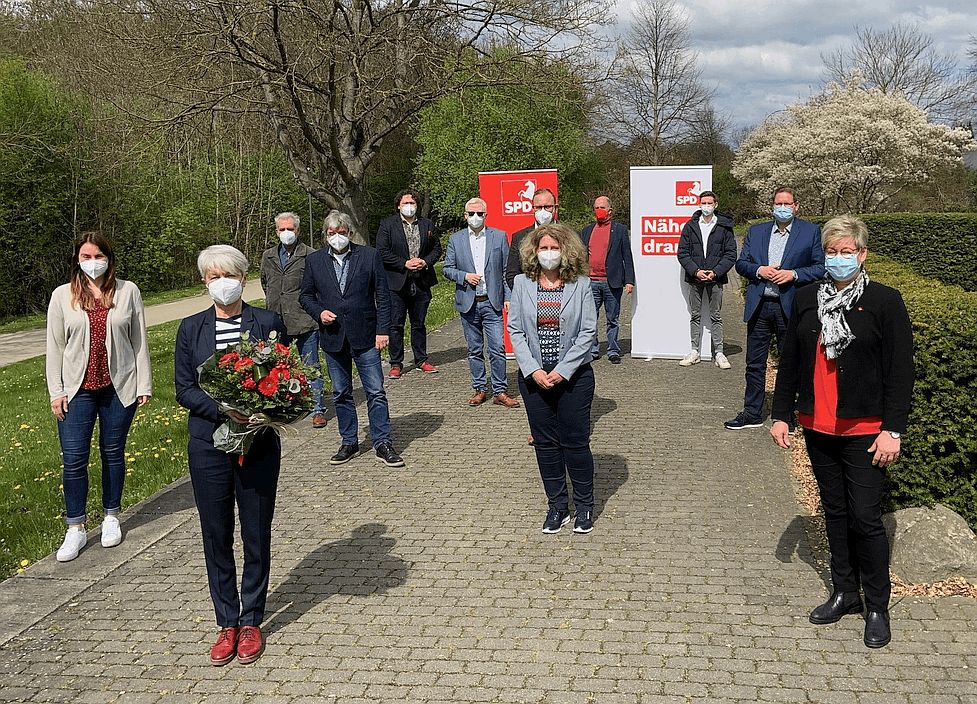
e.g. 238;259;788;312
886;431;901;439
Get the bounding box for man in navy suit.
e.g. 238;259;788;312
300;210;405;466
443;196;520;408
375;189;442;379
725;187;825;430
580;195;636;364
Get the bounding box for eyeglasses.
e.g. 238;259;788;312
326;230;350;236
825;248;861;256
532;204;556;212
466;211;486;217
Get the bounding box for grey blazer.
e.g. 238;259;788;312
507;274;597;382
442;227;510;313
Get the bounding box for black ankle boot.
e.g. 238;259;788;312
864;610;891;648
809;591;863;624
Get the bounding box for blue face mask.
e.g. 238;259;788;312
825;254;860;281
772;205;794;223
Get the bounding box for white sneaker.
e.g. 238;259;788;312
56;528;88;562
678;351;701;366
714;353;731;369
100;515;123;548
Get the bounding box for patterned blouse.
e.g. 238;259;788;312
215;315;242;351
537;283;564;366
82;302;113;390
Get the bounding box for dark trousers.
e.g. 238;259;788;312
743;299;788;420
388;282;432;367
518;363;595;512
189;432;281;627
804;430;890;611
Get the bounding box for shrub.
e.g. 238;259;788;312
808;213;977;292
868;253;977;529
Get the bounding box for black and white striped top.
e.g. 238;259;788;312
215;315;242;351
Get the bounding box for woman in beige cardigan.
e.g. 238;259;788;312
46;232;152;562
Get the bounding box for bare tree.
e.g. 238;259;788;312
26;0;603;241
605;0;715;165
822;22;977;123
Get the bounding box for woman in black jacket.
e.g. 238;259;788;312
770;215;913;650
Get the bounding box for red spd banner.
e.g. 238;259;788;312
478;169;559;242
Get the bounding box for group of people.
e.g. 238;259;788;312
44;185;913;665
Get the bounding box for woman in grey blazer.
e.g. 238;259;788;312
507;223;598;534
46;232;152;563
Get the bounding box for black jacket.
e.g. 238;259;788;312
375;214;440;291
676;211;737;285
771;281;914;433
506;224;535;291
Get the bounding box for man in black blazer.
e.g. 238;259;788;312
505;188;558;291
675;191;737;369
300;210;404;468
580;195;636;364
375;189;442;379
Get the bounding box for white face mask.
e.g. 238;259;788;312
208;277;243;306
278;229;297;246
534;209;554;226
80;259;109;280
700;204;716;217
467;214;485;230
400;203;417;219
328;233;350;252
537;250;562;271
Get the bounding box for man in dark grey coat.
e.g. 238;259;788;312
260;211;327;428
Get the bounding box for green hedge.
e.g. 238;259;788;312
808;213;977;292
867;253;977;529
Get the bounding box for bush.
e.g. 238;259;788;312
808;213;977;292
868;253;977;529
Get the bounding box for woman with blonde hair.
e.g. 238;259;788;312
771;215;914;648
46;232;152;562
508;223;598;534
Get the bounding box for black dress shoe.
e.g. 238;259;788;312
608;355;622;364
375;442;405;468
864;610;891;648
329;443;360;465
809;591;863;624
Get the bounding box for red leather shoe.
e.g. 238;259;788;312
388;366;402;379
418;361;439;374
209;627;238;666
236;625;265;664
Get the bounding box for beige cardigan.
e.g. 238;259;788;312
45;279;153;405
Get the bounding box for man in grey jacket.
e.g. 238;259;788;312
260;211;327;428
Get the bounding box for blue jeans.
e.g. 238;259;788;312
296;329;325;414
743;299;788;421
460;300;507;394
590;280;623;357
57;386;137;525
324;342;392;448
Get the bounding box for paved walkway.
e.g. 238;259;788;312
0;281;266;367
1;283;975;703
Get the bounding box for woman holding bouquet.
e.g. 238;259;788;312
175;245;286;666
46;232;152;562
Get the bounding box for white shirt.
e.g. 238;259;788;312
698;216;717;259
469;228;487;296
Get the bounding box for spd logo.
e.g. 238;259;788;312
501;179;537;215
675;180;702;206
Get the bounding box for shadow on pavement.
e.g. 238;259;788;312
262;523;408;636
594;453;628;519
591;394;618;431
776;514;832;592
391;411;444;452
121;476;196;534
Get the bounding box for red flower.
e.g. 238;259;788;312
275;343;290;356
234;357;254;372
219;352;239;367
258;369;280;397
242;376;257;390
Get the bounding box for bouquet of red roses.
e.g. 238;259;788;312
197;329;319;456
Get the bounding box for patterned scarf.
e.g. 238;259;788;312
817;269;869;360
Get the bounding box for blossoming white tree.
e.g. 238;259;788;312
732;79;976;214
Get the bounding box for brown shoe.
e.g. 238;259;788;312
469;390;489;406
493;392;520;408
312;413;327;429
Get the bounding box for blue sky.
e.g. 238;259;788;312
613;1;976;131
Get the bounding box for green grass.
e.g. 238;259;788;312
0;284;208;335
0;275;457;578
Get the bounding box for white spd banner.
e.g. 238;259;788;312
629;165;713;359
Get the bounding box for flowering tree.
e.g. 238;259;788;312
732;80;976;214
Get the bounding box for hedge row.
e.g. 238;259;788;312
867;253;977;529
808;213;977;292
